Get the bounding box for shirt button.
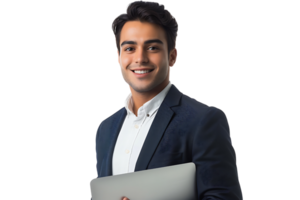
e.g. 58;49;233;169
125;150;130;154
134;124;139;129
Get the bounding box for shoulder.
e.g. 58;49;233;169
180;93;226;120
97;106;127;130
181;94;209;110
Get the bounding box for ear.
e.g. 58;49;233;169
168;48;177;67
116;50;120;66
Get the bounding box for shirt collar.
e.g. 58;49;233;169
124;82;172;117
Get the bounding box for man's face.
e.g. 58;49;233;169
118;20;176;93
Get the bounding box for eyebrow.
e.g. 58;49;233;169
120;39;163;47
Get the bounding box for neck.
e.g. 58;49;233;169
130;79;169;116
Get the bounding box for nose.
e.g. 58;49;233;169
134;47;149;64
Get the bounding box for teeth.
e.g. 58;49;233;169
134;70;151;74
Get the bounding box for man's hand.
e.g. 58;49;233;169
121;197;130;200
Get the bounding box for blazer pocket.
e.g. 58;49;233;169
149;152;183;169
151;152;183;162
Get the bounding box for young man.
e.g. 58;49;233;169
95;1;242;200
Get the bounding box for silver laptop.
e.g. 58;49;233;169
90;162;197;200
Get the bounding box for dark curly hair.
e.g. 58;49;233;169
112;1;178;55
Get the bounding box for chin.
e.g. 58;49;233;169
130;82;158;93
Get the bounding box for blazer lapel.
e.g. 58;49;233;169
102;108;127;177
101;85;182;176
134;103;174;172
134;85;182;172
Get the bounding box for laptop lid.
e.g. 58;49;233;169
90;162;197;200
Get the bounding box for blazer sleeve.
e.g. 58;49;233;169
89;125;100;200
95;131;99;177
192;107;243;200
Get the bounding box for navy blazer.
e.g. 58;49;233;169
95;85;243;200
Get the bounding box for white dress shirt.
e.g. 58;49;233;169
112;82;172;175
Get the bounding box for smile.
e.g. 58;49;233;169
131;69;154;78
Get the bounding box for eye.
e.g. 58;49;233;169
125;47;132;51
124;47;158;51
149;47;158;49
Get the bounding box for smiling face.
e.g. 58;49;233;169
118;20;177;94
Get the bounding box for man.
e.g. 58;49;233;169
95;1;242;200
